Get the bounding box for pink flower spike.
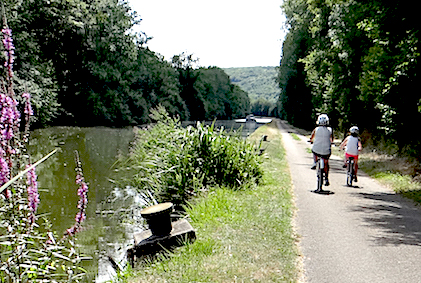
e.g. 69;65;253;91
64;151;89;237
1;28;15;80
26;165;39;219
22;93;33;117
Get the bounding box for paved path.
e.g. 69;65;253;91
276;119;421;283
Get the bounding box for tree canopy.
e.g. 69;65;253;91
1;0;250;127
277;0;420;156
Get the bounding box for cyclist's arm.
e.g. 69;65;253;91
358;140;362;151
339;136;348;150
309;128;316;142
330;128;334;143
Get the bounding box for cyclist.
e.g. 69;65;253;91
309;114;333;186
339;126;362;182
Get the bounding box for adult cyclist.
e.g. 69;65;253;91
309;114;333;186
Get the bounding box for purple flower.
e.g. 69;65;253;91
0;157;10;184
22;93;33;117
2;28;15;80
26;165;39;216
0;72;20;191
64;151;89;237
75;177;88;224
22;92;33;135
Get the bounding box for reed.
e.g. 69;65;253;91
114;105;263;208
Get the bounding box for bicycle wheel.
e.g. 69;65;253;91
316;160;323;192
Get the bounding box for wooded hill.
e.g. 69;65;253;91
223;67;280;103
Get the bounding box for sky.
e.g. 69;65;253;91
128;0;287;68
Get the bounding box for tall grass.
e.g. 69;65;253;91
114;105;263;208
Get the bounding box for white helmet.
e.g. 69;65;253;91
317;114;329;126
350;126;359;134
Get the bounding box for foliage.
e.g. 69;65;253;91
250;98;274;116
194;67;250;120
278;0;421;156
173;54;250;121
114;105;263;208
275;2;314;129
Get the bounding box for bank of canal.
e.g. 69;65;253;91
28;120;265;281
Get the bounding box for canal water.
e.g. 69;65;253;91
27;121;262;282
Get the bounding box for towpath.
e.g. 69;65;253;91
276;119;421;282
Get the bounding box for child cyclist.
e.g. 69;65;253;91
309;114;333;186
339;126;362;182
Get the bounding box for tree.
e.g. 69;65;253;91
277;0;314;128
172;52;205;121
278;0;421;156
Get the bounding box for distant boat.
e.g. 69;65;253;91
235;115;272;124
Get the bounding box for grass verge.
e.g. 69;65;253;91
125;121;299;282
358;153;421;204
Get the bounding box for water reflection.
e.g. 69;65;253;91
28;127;136;282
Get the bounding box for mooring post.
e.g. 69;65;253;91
140;202;174;236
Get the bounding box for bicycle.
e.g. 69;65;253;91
346;157;355;187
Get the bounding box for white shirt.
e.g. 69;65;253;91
312;126;332;155
345;136;360;155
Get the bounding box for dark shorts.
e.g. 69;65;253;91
312;150;331;159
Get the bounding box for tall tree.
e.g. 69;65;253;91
277;0;314;129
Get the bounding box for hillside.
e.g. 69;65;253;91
223;66;280;103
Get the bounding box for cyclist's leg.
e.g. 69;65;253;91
343;153;348;168
324;159;329;174
324;156;330;186
354;156;359;181
311;151;318;169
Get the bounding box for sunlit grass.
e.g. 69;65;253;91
290;133;300;141
127;121;299;282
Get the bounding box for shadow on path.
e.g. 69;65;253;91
312;189;335;195
350;192;421;246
